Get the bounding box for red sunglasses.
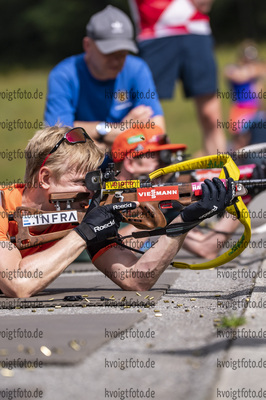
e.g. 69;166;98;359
41;127;93;168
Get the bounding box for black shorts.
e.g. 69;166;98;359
138;34;217;99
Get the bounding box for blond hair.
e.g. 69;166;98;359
24;126;104;186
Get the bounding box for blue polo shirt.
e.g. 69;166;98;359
44;53;163;126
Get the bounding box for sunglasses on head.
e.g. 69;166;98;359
41;127;93;168
147;134;169;146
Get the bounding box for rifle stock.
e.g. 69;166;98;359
10;173;266;250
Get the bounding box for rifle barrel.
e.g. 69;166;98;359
236;179;266;189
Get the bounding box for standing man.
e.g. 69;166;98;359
129;0;226;155
44;5;165;149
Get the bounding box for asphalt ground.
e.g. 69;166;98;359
0;194;266;400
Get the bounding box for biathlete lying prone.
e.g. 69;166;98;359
0;126;235;298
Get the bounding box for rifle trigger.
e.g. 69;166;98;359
114;191;124;202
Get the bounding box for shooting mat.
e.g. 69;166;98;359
0;313;146;365
0;271;179;309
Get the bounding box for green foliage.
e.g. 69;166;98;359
0;0;108;67
0;69;48;182
1;0;266;68
211;0;266;44
218;314;246;329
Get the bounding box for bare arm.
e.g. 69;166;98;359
183;213;240;259
151;115;166;132
94;215;186;291
191;0;214;13
74;105;166;147
0;231;86;298
224;63;266;84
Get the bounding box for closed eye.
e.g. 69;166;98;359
73;179;86;186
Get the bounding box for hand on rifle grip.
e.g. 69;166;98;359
87;190;101;212
181;177;235;222
74;202;137;245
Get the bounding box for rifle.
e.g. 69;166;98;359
10;153;266;258
177;142;266;187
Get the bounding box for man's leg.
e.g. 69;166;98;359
194;93;226;155
182;34;226;155
138;36;182;99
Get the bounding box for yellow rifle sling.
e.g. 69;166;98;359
149;154;251;270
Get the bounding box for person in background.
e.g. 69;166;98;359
44;5;165;150
111;124;186;181
224;41;266;149
129;0;226;155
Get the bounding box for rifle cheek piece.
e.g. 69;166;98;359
85;170;103;191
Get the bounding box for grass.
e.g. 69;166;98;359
218;314;246;329
0;69;48;182
0;43;266;182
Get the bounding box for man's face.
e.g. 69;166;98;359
85;39;128;80
48;169;94;210
130;152;161;179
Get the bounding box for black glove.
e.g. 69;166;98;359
181;177;235;223
74;202;137;245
